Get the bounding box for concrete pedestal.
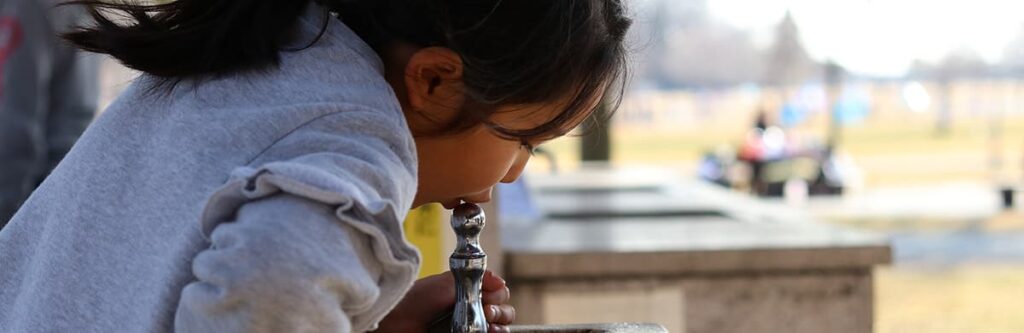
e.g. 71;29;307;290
503;167;890;333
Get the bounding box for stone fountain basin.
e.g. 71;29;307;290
533;183;735;223
509;323;668;333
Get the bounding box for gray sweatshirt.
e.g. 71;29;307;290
0;0;99;224
0;6;421;333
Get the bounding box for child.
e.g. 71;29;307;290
0;0;631;332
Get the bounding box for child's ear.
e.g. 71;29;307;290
404;47;465;123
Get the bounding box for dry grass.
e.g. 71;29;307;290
534;116;1024;187
532;114;1024;332
876;264;1024;333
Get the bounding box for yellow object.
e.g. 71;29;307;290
403;203;447;278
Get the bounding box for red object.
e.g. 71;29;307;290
0;17;25;99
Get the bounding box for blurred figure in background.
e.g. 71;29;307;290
0;0;98;227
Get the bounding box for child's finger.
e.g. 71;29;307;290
483;285;510;305
489;323;510;333
485;304;516;324
495;305;512;323
482;270;507;292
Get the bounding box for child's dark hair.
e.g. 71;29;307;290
63;0;632;140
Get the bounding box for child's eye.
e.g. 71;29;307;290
520;141;538;156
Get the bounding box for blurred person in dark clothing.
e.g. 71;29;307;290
0;0;98;227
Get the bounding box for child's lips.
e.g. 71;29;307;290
442;193;492;210
442;199;462;210
442;197;486;210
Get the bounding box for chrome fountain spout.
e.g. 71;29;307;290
450;203;488;333
438;203;670;333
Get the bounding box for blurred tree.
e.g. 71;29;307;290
659;24;763;87
764;10;817;86
907;48;990;136
937;48;987;136
1000;24;1024;75
641;0;764;88
580;102;612;162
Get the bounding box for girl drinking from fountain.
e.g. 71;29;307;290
0;0;631;332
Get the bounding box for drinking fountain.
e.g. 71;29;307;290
441;203;668;333
449;203;489;333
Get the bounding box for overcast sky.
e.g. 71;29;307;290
697;0;1024;77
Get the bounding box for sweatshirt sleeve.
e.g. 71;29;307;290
175;109;421;332
176;194;384;333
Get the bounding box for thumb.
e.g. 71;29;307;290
411;272;456;311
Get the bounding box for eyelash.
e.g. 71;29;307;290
520;141;538;156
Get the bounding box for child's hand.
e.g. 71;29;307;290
375;270;515;333
479;270;516;332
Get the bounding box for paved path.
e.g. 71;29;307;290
797;182;1024;265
